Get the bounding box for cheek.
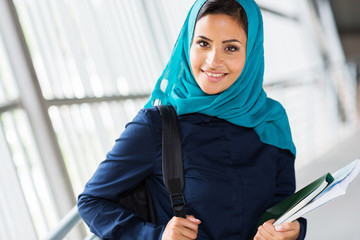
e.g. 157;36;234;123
189;49;196;73
230;57;246;77
189;47;202;75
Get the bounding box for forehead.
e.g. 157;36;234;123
194;14;247;38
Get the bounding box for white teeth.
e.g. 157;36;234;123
205;72;225;77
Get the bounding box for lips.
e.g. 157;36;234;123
205;72;225;77
202;70;228;83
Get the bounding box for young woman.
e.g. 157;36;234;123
78;0;307;239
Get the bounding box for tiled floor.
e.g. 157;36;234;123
295;132;360;240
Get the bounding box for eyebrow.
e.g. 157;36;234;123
197;35;242;44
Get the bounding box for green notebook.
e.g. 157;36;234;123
254;172;334;230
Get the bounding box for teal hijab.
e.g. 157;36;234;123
145;0;296;156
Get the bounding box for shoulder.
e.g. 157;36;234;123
109;107;163;158
124;106;163;134
124;106;162;143
129;106;161;125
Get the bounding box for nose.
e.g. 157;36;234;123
206;48;222;68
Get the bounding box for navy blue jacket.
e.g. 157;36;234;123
78;107;306;239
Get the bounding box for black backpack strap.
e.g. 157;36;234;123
157;105;186;219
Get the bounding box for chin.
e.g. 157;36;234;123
200;87;222;95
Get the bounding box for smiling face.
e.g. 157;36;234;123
190;14;247;95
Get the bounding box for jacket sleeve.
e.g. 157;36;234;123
272;150;307;240
77;109;165;239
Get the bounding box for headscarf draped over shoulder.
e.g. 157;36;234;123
145;0;296;156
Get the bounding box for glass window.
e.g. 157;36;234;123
0;31;56;238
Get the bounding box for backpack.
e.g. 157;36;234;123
117;105;186;223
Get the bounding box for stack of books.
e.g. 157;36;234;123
255;159;360;228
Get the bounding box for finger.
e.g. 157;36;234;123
181;226;199;239
266;219;276;224
262;221;277;238
186;215;201;224
253;232;267;240
164;217;198;240
275;220;300;232
173;217;199;232
254;226;273;240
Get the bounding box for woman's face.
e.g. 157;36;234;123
190;14;247;95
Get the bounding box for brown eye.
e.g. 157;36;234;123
197;40;210;48
225;45;239;52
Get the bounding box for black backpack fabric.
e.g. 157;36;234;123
117;105;185;224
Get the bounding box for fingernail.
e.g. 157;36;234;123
275;225;282;231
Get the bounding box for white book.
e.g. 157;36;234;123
273;179;329;226
279;159;360;225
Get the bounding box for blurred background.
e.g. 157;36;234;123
0;0;359;239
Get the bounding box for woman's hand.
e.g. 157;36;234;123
161;215;201;240
254;219;300;240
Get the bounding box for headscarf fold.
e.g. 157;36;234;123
145;0;296;156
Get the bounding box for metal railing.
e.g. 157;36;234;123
44;206;99;240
